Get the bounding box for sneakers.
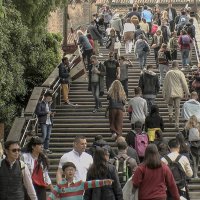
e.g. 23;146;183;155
92;108;99;113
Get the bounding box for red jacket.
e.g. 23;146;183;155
132;163;180;200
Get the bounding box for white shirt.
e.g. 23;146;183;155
58;149;93;181
123;23;135;35
45;102;51;125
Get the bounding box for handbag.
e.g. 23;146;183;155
122;177;138;200
114;41;121;49
192;79;200;89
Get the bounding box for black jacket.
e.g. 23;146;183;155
84;163;123;200
145;114;164;132
139;70;160;95
166;7;177;20
35;101;53;124
58;62;70;84
126;11;141;21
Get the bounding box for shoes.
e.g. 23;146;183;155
64;101;71;105
44;149;53;154
181;67;186;71
92;108;99;113
169;115;173;123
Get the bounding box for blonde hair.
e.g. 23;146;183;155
161;10;168;21
108;80;126;101
185;115;199;130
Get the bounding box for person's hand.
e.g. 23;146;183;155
104;179;113;185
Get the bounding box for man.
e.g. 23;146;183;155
87;21;102;55
178;30;193;70
116;136;140;164
161;139;193;199
56;136;93;184
58;57;71;105
182;91;200;122
88;55;105;113
104;52;120;91
166;3;177;32
35;91;54;154
0;140;37;200
126;7;141;21
110;13;123;41
163;60;190;130
139;65;160;112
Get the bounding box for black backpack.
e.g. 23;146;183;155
164;155;186;190
114;156;132;187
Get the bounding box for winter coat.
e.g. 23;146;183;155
134;39;150;55
87;25;102;41
84;163;123;200
110;16;123;32
139;70;160;96
162;68;189;103
88;62;105;96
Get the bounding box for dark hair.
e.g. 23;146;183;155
119;56;125;61
146;65;153;70
95;135;103;141
168;139;180;149
144;144;161;169
134;121;143;129
136;24;140;29
176;133;190;153
150;105;159;116
62;162;76;171
62;57;68;62
142;18;146;23
74;135;86;143
117;141;127;151
157;142;169;157
26;137;49;170
87;148;108;178
134;87;142;95
144;5;148;10
181;30;187;35
132;7;137;11
189;18;193;23
44;91;52;97
155;130;163;140
4;140;20;150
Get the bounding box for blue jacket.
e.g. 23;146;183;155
141;10;152;23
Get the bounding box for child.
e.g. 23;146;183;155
169;32;178;60
48;162;112;200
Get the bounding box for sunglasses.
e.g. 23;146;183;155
10;148;21;153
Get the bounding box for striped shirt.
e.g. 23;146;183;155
48;179;106;200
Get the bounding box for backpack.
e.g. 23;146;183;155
164;155;186;190
158;51;167;65
135;133;148;157
114;156;132;187
181;35;190;45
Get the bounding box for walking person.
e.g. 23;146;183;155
22;137;53;200
157;43;171;86
35;91;54;154
134;34;150;70
58;56;71;105
107;80;126;139
166;2;177;32
110;13;123;41
104;52;120;91
88;55;105;113
123;18;135;54
163;60;190;130
119;56;132;98
169;32;178;60
128;87;148;129
0;140;37;200
138;64;160;112
132;144;180;200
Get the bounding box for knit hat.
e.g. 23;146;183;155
189;128;200;142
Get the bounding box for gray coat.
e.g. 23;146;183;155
110;16;123;32
87;25;102;41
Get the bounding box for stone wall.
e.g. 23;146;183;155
47;3;97;34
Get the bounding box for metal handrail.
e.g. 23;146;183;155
193;38;200;64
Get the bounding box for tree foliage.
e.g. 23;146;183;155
0;1;62;135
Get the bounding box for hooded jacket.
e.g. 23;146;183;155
139;70;160;96
110;15;123;32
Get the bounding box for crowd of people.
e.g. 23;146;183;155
1;1;200;200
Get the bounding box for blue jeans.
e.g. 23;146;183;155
144;97;155;113
41;124;52;150
138;52;147;69
91;82;101;108
181;49;190;67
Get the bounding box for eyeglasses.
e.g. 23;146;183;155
10;148;21;153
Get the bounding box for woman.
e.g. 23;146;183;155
132;144;180;200
134;34;150;70
139;18;149;38
145;105;164;142
77;30;93;67
21;137;53;200
107;80;126;139
123;18;135;54
84;148;123;200
106;28;120;59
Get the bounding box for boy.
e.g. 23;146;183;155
48;162;113;200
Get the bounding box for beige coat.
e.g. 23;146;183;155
162;68;189;103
